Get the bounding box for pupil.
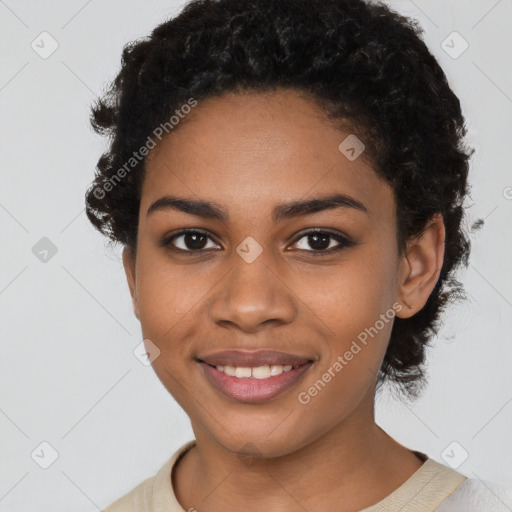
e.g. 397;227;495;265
309;233;329;250
186;233;206;250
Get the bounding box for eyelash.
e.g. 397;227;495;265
160;228;356;257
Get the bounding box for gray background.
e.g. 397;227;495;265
1;0;511;510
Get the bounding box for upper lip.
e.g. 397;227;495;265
197;350;313;367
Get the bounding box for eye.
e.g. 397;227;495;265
161;228;356;256
162;229;221;252
290;229;356;255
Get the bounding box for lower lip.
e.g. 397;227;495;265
199;362;313;404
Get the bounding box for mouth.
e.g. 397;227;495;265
196;350;314;404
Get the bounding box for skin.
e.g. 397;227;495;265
122;88;445;512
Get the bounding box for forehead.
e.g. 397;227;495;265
142;89;395;223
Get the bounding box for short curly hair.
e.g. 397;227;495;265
85;0;473;400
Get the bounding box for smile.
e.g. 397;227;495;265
214;364;299;378
198;360;313;403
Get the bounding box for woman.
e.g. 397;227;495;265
86;0;507;509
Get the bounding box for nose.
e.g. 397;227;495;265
208;252;297;333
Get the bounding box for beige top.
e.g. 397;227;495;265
103;440;468;512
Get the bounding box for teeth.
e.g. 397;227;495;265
252;365;271;379
235;367;252;378
215;364;296;379
223;365;236;376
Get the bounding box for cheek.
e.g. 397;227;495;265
304;244;398;385
135;248;207;339
134;256;203;406
134;257;210;402
311;246;397;335
294;264;397;436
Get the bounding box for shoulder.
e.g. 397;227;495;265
101;440;196;512
436;477;512;511
102;474;155;512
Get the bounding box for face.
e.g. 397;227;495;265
123;89;441;458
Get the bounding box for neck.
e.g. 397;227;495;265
173;399;424;512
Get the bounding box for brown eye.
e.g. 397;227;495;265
291;229;356;255
161;228;355;256
162;230;220;252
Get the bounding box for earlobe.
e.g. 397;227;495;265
396;213;445;319
122;246;140;320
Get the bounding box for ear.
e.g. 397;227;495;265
396;213;445;319
122;246;140;320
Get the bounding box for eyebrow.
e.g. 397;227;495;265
146;193;368;222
